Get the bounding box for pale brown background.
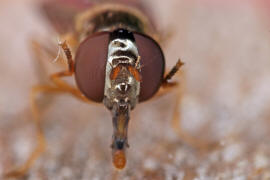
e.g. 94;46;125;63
1;0;270;179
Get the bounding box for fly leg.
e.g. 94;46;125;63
4;39;91;179
4;85;67;178
159;59;219;150
49;40;95;103
4;80;92;178
162;59;184;86
49;71;91;103
30;32;78;69
31;37;91;103
32;35;97;103
168;83;218;150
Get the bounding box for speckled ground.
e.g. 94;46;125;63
1;0;270;179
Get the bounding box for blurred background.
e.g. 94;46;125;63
1;0;270;179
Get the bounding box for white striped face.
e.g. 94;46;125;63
103;36;141;110
108;38;138;67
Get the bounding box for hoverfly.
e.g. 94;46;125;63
5;0;183;177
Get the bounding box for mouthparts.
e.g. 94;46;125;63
111;101;130;169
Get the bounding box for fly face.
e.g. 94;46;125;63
104;29;141;110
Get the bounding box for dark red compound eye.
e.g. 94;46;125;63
75;32;110;102
74;31;165;102
134;33;165;102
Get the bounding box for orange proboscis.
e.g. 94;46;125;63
127;66;141;82
113;150;126;170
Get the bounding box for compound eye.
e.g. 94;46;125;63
75;32;110;102
133;33;165;102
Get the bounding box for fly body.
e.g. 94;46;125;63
71;3;165;168
5;1;183;177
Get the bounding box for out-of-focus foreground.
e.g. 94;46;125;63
1;0;270;179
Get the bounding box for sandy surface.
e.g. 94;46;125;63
1;0;270;179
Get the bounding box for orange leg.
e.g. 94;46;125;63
4;85;66;178
158;59;219;150
30;33;78;69
49;40;94;104
169;84;218;150
4;40;94;179
49;71;92;103
4;82;94;178
162;59;184;86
